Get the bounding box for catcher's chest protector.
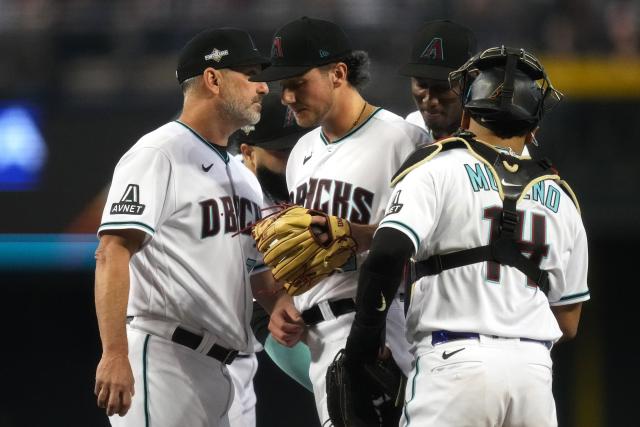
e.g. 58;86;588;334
392;131;580;295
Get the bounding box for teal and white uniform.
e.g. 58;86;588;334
100;120;265;427
286;108;432;424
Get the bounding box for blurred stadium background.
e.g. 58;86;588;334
0;0;638;426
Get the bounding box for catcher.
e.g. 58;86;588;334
249;16;431;426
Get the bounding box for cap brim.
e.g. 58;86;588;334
398;63;455;80
228;55;271;70
249;65;314;82
252;131;306;151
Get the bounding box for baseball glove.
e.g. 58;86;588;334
326;349;407;427
252;205;357;296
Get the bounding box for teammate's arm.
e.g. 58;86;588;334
346;228;415;362
94;229;145;417
250;270;305;347
551;302;583;343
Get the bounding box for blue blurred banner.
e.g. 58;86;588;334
0;234;97;271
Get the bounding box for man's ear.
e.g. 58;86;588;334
202;68;222;95
331;62;348;87
240;143;257;173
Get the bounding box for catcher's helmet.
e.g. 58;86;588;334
449;46;562;130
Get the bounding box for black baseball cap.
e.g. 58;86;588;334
250;17;353;82
233;93;306;151
399;20;476;81
176;28;270;84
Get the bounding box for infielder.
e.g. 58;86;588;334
250;16;432;424
226;92;313;427
344;47;589;426
400;20;476;138
94;28;272;427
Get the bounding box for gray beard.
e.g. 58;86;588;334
220;95;261;126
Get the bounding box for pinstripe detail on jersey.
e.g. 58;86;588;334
142;334;151;427
174;120;229;163
379;220;420;250
559;290;590;302
403;356;421;426
100;221;155;234
319;107;383;145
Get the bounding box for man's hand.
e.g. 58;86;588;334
268;292;305;347
95;353;135;417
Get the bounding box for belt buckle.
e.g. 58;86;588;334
222;349;239;364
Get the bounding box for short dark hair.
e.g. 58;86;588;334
319;50;371;90
342;50;371;89
469;112;536;139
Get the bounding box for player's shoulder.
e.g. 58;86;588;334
404;110;425;129
370;108;432;145
229;154;263;196
127;121;186;153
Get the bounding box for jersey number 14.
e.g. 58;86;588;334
484;207;549;286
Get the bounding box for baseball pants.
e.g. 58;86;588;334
226;354;258;427
110;326;233;427
402;335;556;427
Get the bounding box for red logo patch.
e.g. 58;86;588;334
272;37;284;58
420;37;444;61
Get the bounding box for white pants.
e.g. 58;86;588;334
226;354;258;427
110;327;233;427
402;335;556;427
305;297;412;426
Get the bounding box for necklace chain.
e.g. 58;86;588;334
351;101;368;129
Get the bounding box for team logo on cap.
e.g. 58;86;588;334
421;37;444;61
272;37;284;58
204;48;229;62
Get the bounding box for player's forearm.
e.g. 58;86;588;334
94;241;133;356
250;269;287;314
350;223;378;252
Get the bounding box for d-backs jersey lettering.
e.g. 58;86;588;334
99;121;263;352
379;147;590;343
287;108;432;311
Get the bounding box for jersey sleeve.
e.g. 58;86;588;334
377;167;438;255
98;147;172;239
548;220;590;306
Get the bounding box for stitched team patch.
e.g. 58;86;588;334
111;184;146;215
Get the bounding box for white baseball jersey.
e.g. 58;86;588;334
405;110;427;131
379;145;590;343
287;108;432;312
99;120;264;352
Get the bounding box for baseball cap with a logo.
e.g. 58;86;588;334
176;27;270;84
233;93;306;151
250;17;353;82
399;20;477;81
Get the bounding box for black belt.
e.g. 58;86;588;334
301;298;356;326
431;330;552;349
171;327;239;364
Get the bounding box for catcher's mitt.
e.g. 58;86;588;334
251;205;357;296
326;349;407;427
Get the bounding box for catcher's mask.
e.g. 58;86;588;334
449;46;563;131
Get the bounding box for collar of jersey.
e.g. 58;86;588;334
174;120;229;163
320;107;382;146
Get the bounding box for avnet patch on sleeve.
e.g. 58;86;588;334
110;184;146;215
